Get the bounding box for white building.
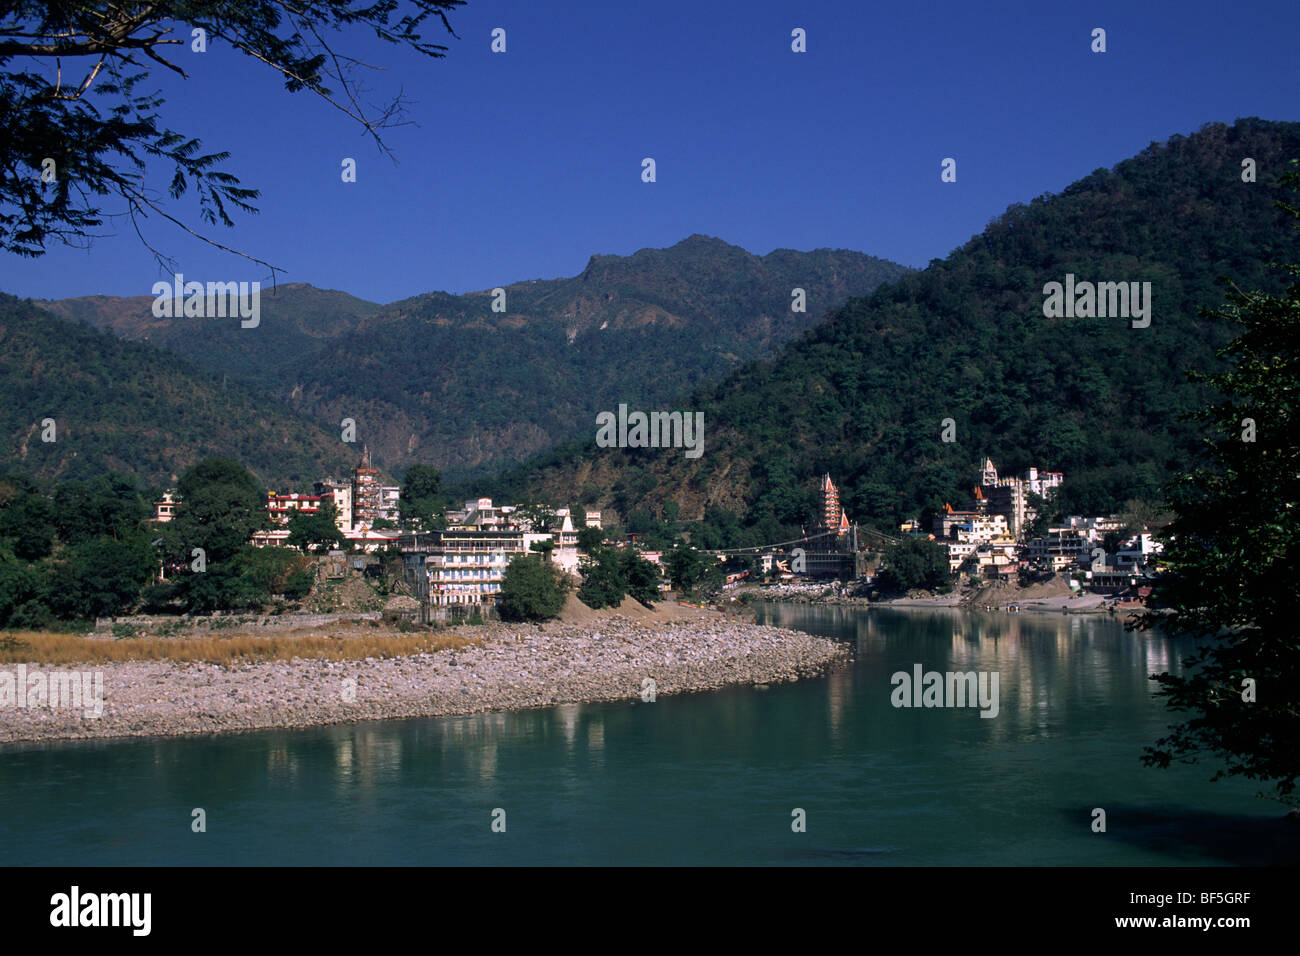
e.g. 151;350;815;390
956;514;1009;544
980;458;1065;538
150;491;179;523
946;540;977;573
422;529;528;607
314;479;354;531
1116;533;1163;570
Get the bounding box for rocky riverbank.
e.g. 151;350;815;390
0;618;849;745
748;579;1141;615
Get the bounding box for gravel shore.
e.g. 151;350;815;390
0;619;848;745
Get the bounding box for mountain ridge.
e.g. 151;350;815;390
34;237;911;478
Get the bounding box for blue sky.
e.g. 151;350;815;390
3;0;1297;303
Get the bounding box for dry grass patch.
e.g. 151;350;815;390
0;629;480;665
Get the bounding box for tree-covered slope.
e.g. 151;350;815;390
0;294;353;489
38;239;909;478
284;236;910;476
504;119;1300;542
35;283;381;394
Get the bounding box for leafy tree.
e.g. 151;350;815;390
168;458;269;561
1102;528;1134;554
0;474;56;560
498;554;568;622
52;473;149;544
1117;497;1173;532
47;533;156;619
236;547;314;603
286;501;343;552
513;503;557;534
1023;490;1054;539
400;464;446;530
877;538;952;593
664;546;722;598
0;472;157;624
0;550;38;625
576;525;605;552
618;548;662;607
162;458;270;611
1;1;464;262
577;546;626;609
1136;166;1300;804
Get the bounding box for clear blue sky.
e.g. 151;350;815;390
3;0;1297;302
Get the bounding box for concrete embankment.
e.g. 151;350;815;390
0;617;848;745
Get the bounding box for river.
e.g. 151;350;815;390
0;604;1289;865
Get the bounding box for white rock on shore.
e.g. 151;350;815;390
0;619;849;745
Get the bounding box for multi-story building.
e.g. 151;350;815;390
351;446;383;528
816;476;847;535
934;501;984;538
956;513;1009;544
310;447;399;531
266;492;324;526
400;529;529;607
448;498;502;530
1062;515;1125;541
979;458;1063;538
1115;533;1163;571
313;479;353;531
946;540;977;573
378;484;401;524
1082;552;1141;592
552;508;580;549
250;527;292;548
972;540;1020;579
1025;529;1091;572
794;475;855;579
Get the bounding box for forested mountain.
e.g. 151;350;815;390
500;119;1300;544
36;283;382;393
36;239;909;477
0;295;353;490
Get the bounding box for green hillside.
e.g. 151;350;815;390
501;119;1300;545
0;294;354;490
36;283;382;393
40;239;910;477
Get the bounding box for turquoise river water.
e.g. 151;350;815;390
1;604;1292;865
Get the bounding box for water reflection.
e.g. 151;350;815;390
0;604;1284;866
754;603;1192;751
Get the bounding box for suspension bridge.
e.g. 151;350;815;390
694;523;902;579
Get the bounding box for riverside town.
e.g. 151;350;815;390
136;450;1159;623
2;0;1295;894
